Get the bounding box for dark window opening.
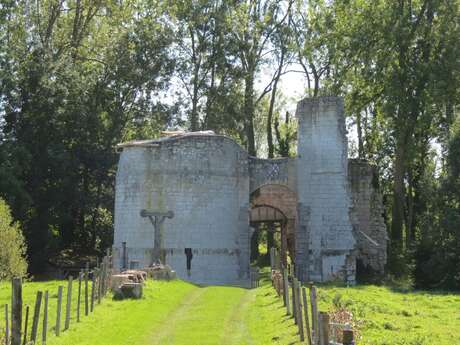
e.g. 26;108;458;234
184;248;193;276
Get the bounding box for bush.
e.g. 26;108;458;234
0;197;28;280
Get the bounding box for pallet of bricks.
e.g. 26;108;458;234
2;251;113;345
271;266;356;345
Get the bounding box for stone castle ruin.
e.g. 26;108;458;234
112;97;387;286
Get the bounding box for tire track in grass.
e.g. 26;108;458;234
220;289;256;345
146;287;206;345
144;285;251;345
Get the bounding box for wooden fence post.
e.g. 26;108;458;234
42;291;48;345
342;327;354;345
310;285;319;344
295;280;305;342
22;305;29;345
30;291;43;343
281;267;286;306
91;271;96;312
4;304;9;345
11;278;22;345
77;271;82;322
301;287;312;345
319;312;330;345
283;270;290;315
85;263;89;316
55;286;63;336
291;277;297;324
98;267;103;304
269;247;275;270
65;276;73;330
100;260;106;297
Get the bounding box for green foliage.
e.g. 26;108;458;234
0;198;27;280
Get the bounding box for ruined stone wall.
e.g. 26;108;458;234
249;157;297;193
295;97;356;282
113;135;250;286
348;159;387;274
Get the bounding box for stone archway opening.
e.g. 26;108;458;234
250;184;298;268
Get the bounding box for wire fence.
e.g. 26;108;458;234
2;251;113;345
270;249;356;345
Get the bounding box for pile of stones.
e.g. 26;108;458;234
143;264;176;281
112;270;147;299
111;265;176;300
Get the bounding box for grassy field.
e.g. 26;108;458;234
0;277;459;345
318;284;460;345
0;277;300;345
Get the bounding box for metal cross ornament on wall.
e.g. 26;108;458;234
140;209;174;264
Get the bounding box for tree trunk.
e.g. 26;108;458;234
244;69;256;156
405;169;414;246
267;47;285;159
391;132;407;247
356;110;364;158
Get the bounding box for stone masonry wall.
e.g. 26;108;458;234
295;97;356;282
113;135;250;286
348;159;388;274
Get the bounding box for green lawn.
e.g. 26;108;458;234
0;277;300;345
318;284;460;345
1;277;459;345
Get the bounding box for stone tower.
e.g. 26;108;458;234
295;97;356;282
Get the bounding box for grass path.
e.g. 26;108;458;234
144;286;263;345
146;287;207;345
220;289;255;345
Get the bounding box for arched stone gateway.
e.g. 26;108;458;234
250;184;297;267
112;97;388;287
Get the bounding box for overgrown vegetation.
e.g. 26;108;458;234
0;198;27;280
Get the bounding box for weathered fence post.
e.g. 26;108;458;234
291;277;297;324
310;285;319;344
319;312;330;345
55;286;63;336
65;276;73;330
342;327;354;345
42;291;48;345
270;247;275;270
4;304;9;345
77;271;82;322
98;267;103;304
301;287;312;345
283;269;290;315
30;291;43;343
22;305;29;345
11;278;22;345
295;280;305;342
91;271;96;312
281;267;286;306
85;263;89;316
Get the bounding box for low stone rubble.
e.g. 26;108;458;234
112;270;147;299
143;264;176;281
